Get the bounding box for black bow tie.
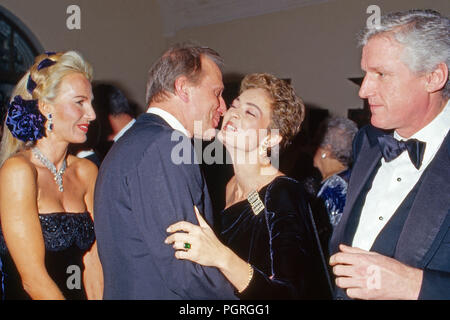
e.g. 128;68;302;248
377;134;426;169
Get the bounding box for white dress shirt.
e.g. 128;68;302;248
352;100;450;251
147;107;190;137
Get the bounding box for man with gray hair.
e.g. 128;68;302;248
330;9;449;299
94;43;235;299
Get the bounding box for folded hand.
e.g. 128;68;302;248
329;244;423;300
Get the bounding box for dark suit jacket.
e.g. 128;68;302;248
330;125;450;299
94;113;236;299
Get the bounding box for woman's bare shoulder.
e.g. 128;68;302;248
0;152;37;180
68;155;98;181
0;153;38;204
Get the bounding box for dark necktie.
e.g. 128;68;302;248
377;135;426;169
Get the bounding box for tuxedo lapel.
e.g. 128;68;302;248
330;126;384;253
395;132;450;267
345;136;382;221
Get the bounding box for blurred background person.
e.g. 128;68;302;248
93;83;136;144
72;83;137;166
0;51;103;300
310;117;357;255
313;117;358;228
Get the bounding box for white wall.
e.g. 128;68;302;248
167;0;450;116
1;0;165;109
2;0;449;116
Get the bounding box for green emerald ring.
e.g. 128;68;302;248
184;242;191;250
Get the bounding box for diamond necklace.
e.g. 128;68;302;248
32;147;67;192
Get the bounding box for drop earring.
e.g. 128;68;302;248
321;153;326;159
47;113;53;132
259;140;271;165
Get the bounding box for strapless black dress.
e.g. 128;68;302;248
0;212;95;300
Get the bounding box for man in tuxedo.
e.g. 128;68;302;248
329;9;449;299
94;43;236;299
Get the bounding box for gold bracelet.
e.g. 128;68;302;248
238;263;254;293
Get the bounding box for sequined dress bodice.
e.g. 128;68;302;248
0;212;95;300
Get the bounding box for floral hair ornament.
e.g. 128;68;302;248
8;51;57;141
6;95;47;142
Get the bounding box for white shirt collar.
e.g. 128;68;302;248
394;99;449;169
146;107;190;137
76;149;95;158
113;118;136;142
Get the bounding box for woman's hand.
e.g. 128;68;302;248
165;206;253;292
165;206;228;269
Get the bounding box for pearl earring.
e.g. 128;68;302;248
321;153;326;159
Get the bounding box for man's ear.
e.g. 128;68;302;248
425;62;448;94
174;75;190;103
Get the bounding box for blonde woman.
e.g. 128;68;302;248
0;51;103;300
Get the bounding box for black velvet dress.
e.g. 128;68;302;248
0;212;95;300
220;176;332;299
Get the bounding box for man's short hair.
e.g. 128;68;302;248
359;9;450;98
93;83;134;117
145;42;224;105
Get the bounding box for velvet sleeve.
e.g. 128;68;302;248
237;177;331;299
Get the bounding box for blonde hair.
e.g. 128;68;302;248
0;51;93;166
